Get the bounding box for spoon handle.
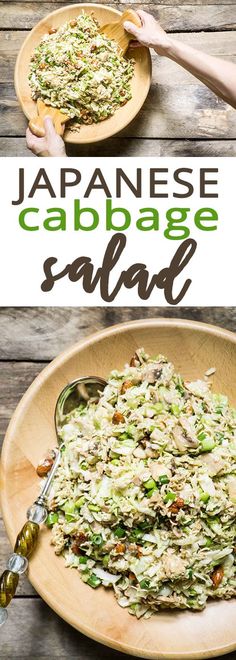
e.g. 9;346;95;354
0;519;41;624
29;99;70;137
0;451;61;625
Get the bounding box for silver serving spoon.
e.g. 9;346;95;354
0;376;107;625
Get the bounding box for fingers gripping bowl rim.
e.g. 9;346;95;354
15;4;152;144
1;318;236;659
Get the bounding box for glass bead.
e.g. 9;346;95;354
0;571;19;607
14;522;39;558
27;503;47;524
0;608;8;626
7;553;28;575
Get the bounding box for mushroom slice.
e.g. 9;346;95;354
141;365;163;384
228;477;236;504
179;417;199;448
172;419;199;452
172;425;187;452
200;452;225;477
149;461;171;481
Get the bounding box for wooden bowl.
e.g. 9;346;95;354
1;318;236;658
15;3;151;144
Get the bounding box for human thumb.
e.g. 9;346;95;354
123;20;141;39
44;116;57;140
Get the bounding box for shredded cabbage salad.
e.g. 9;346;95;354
29;13;134;128
47;350;236;618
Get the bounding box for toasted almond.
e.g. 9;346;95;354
211;565;224;589
121;381;133;394
112;411;125;424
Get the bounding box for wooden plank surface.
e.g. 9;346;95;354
3;0;236;4
0;307;235;362
1;31;236;142
1;137;236;157
2;30;236;84
0;599;235;660
1;1;236;154
0;307;235;657
1;3;236;31
1;0;235;4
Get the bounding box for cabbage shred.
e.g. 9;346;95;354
29;13;134;128
47;350;236;618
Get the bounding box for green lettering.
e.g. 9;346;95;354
136;208;159;231
18;208;39;231
164;208;190;240
74;199;99;231
43;208;66;231
106;199;131;231
194;208;218;230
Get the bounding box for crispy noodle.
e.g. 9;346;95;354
46;350;236;618
29;13;134;130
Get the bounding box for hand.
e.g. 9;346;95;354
124;9;172;56
26;116;67;157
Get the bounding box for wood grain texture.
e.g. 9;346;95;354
3;0;236;4
0;307;235;361
0;599;235;660
1;30;236;141
1;3;236;31
0;362;44;445
1;319;236;659
2;0;236;154
0;309;235;658
0;598;141;659
1;136;236;156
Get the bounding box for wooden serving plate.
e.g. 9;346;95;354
1;318;236;658
15;3;152;144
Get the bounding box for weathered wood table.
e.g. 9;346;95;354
0;306;235;658
0;0;236;156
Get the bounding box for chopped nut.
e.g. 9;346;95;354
112;411;125;424
115;542;126;554
74;532;88;546
48;27;57;34
71;541;81;556
136;546;143;558
128;543;137;553
169;497;185;514
169;505;178;514
69;20;77;27
176;497;185;507
211;565;224;589
121;381;133;394
130;352;140;367
36;456;54;477
129;572;136;581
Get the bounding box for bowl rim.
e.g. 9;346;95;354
1;317;236;659
14;3;152;144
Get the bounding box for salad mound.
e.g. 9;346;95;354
47;350;236;618
29;13;134;128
